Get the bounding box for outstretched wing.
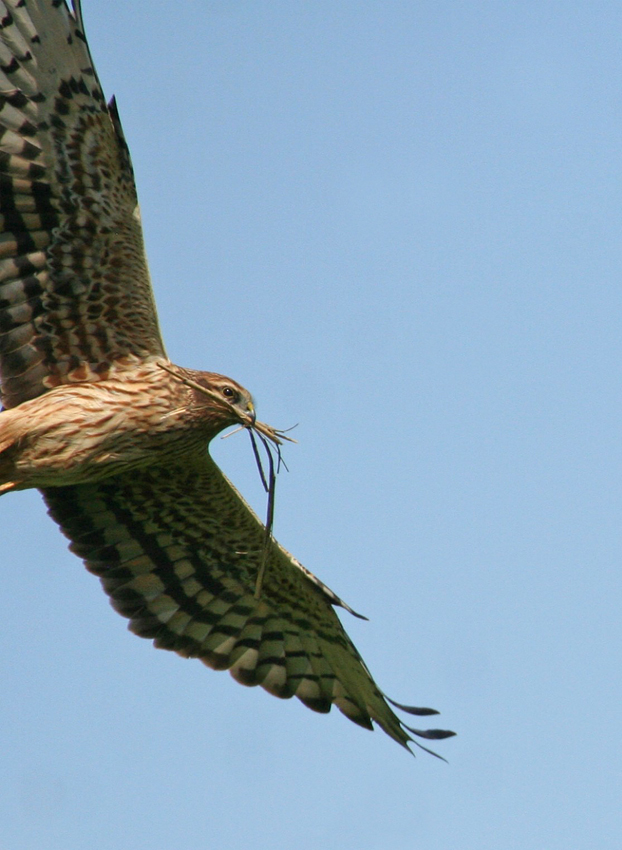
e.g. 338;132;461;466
0;0;164;409
42;455;454;753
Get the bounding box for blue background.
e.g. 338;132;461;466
2;2;621;848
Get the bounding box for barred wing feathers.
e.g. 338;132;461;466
42;456;454;753
0;0;164;409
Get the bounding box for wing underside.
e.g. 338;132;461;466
42;454;454;753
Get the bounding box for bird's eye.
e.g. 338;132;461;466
221;386;237;402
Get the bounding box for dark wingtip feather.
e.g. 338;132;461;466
410;739;451;762
407;727;457;740
385;695;441;716
380;694;456;759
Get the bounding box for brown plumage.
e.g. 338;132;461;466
0;0;454;754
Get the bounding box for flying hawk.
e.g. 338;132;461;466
0;0;454;755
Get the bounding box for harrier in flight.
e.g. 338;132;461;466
0;0;454;754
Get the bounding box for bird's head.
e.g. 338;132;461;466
189;372;256;429
159;363;291;446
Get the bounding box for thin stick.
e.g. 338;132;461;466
249;429;270;493
252;432;277;599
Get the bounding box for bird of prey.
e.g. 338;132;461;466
0;0;454;755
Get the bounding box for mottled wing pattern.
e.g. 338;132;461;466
42;457;454;753
0;0;164;409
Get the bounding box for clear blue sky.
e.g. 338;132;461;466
2;2;621;848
